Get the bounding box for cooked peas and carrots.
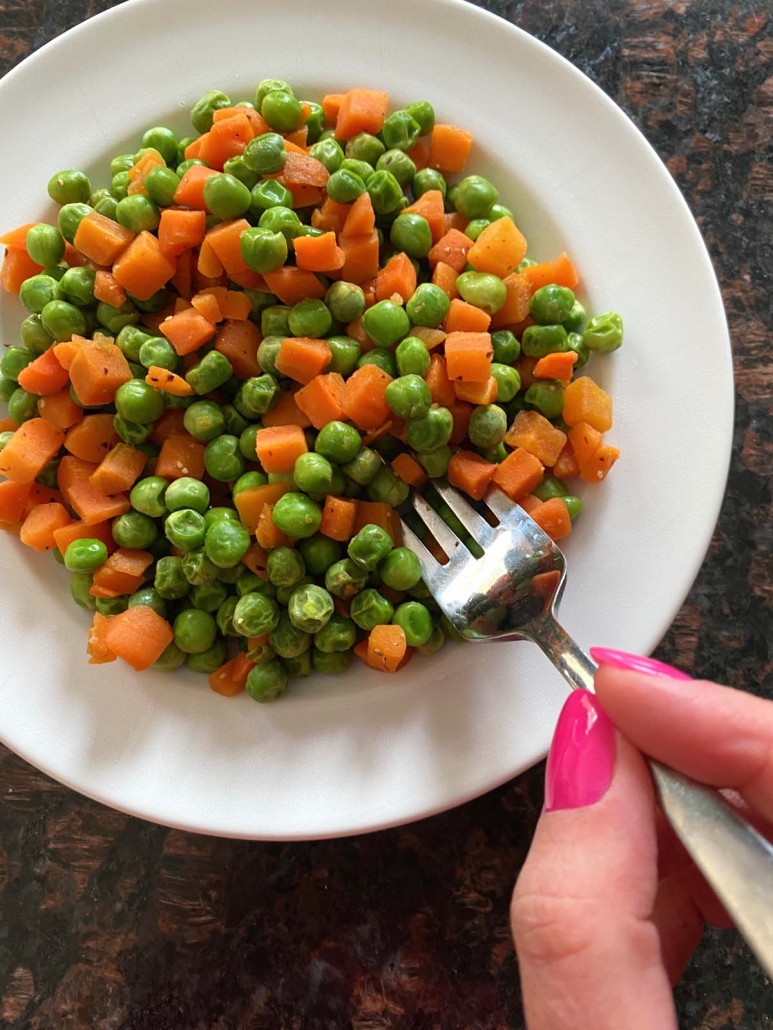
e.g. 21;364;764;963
0;80;622;697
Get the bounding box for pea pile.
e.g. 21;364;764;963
0;80;623;700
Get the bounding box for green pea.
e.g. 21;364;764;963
233;591;280;638
26;223;65;267
250;179;293;218
289;298;332;338
114;379;164;423
582;311;623;353
340;158;374;184
532;474;570;503
109;171;131;202
246;660;288;702
0;430;14;451
344;132;383;166
362;299;410;348
491;363;521;403
8;388;39;424
176;158;207;177
326;335;362;376
240;226;288;273
219;405;249;439
19;274;59;315
525;380;565;418
262;303;293;336
563;300;587;334
455;271;507;315
136;337;176;374
521;323;570;358
403;99;435;135
560;496;582;522
180;547;217;586
464;219;490;242
112;511;157;549
270;492;321;539
379;547;422;591
115;194;160;233
468;404;508;449
185;351;233;395
393;336;429;378
114;325;149;363
255;77;293;108
97;299;139;334
164;508;206;551
384;375;431;421
348;524;393;572
264;547;304;589
567;331;590;368
191;90;231;133
265;612;309;661
390;213;432;259
204;519;250;569
201;172;251;220
48;169;91;206
172;608;216;654
244;133;287;175
199;434;242;483
20;315;54;355
113;416;152;445
185;578;226;614
357;349;397;377
321;558;367;600
39;299;86;342
392;601;433;647
314;421;361;465
185;636;227;674
110;154;135;176
259;89;301;131
529;284;576;325
309;137;344;173
382;110;421;151
405;283;450;328
491;329;520;365
313;614;356;654
59;266;96;307
152;556;189;600
363;468;407;510
234;426;256;462
376;150;416;188
412;168;446;202
415;624;444;656
57;202;92;245
324;167;366;205
454;175;498;219
125;586;166;618
235;374;279;418
150;642;185;671
69;572;97;610
349;588;394;631
311;649;350;675
0;347;34;381
164;477;209;515
135;167;178;210
64;538;108;574
297;535;342;577
128;475;167;517
416;445;451;478
405;406;453;453
94;596;128;617
282;586;330;636
342;446;382;486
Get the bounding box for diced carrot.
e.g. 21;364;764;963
406;139;429;171
68;480;131;524
184;136;204;160
155;435;205;480
428;124;472;174
294;373;346;429
16;348;69;396
103;606;174;672
91;548;153;596
341;193;376;238
353;501;402;546
346;315;371;351
205;218;253;278
361;420;395;447
0;223;38;249
567;422;603;471
375;252;416;304
57;454;98;500
453;377;498;404
86;612;117;665
88;443;146;496
36;387;83;431
209;656;245;697
257;504;292;549
448;401;473;445
0;480;32;526
563;376;613;432
320;495;358;542
241;543;269;579
272;179;325;208
444;212;470;234
199;113;255;170
68;335;132;407
262;267;326;305
234;483;292;534
149;409;187;445
274;337;332;385
0;249;44;294
467;217;527;279
127;148;166;195
490;272;532;329
391;453;426;489
445;331;493;382
159;307;217;356
519;494;543;515
530;497;573;541
0;416;17;433
0;418;64;484
367;624;408;673
505;410;567;466
219;291;253;321
93;271;128;308
64;414;118;464
448;450;496;501
158;208;207;257
196;237;224;280
338;231;380;284
261;389;312;429
72;212;135;266
281;151;329;187
517;355;538;390
425;353;457;407
432;261;460;300
553;440;580;479
213;105;268;135
214;319;261;380
144;367;194;397
50;338;80;371
335;89;389;140
428;228;473;273
254;425;308;473
492;447;544;500
402;190;445;244
342;364;392;431
284;125;309;148
113;231;177;301
533;351;578;385
311;198;352;234
19;502;72;551
53;518;115;556
294;231;345;273
190;289;223;324
521;252;580;294
410;327;446;350
580;442;620;484
444;298;491;334
322;93;345;124
173;165;219;209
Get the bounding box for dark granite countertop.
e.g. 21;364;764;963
0;1;771;1027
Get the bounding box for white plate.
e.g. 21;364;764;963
0;0;732;839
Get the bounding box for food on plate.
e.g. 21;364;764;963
0;81;622;698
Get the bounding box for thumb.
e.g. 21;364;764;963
511;691;676;1030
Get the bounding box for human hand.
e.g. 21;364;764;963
510;648;773;1029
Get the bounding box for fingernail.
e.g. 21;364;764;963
545;691;616;812
590;647;692;681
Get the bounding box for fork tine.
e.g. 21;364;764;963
399;519;441;576
432;480;493;545
482;486;513;522
410;491;469;559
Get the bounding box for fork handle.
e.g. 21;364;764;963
530;616;773;978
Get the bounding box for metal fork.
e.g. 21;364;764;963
402;480;773;977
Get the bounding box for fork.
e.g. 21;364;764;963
402;480;773;978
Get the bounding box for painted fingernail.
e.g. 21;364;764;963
590;647;692;681
545;691;616;812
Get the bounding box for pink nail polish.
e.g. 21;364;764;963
589;647;692;681
545;691;616;812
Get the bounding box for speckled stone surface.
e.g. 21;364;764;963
0;1;771;1027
